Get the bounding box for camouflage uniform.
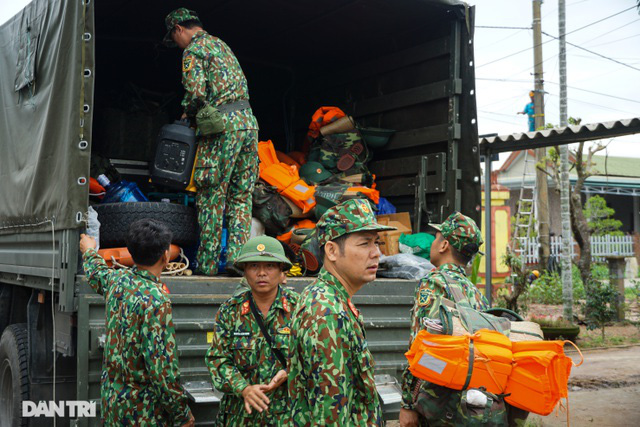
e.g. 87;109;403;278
287;199;396;426
83;249;191;426
402;212;527;426
165;9;259;275
206;286;298;426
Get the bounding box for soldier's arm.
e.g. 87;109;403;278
401;276;447;408
142;300;192;425
82;247;114;296
204;306;250;395
298;312;354;424
181;51;208;118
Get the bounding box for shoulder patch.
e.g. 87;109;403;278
182;55;195;72
418;287;434;307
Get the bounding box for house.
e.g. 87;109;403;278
496;150;640;236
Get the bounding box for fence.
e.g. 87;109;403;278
518;235;634;264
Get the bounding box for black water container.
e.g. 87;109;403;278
151;120;197;190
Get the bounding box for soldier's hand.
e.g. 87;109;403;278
399;408;420;427
263;369;287;392
241;384;270;414
79;233;97;253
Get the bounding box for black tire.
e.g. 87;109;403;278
0;324;29;427
93;202;199;248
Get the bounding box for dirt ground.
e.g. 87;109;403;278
528;346;640;426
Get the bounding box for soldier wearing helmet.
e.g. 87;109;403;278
205;236;298;426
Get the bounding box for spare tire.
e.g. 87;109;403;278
94;202;199;248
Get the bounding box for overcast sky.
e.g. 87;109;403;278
1;0;638;166
468;0;640;165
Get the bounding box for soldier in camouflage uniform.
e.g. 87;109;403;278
400;212;528;427
79;220;194;426
164;8;259;275
206;236;298;426
288;199;396;426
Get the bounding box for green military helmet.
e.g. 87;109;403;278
300;161;332;185
234;235;293;270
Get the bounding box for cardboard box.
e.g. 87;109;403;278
376;212;412;255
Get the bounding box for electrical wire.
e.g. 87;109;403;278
476;25;532;30
587;31;640;48
476;5;638;69
542;31;640;72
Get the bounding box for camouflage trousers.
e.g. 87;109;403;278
195;129;259;275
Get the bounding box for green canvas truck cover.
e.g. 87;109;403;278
0;0;93;234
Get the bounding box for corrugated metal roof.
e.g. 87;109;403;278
479;117;640;154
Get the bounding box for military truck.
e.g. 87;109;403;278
0;0;481;424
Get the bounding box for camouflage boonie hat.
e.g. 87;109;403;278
429;212;483;257
163;8;200;47
316;199;396;246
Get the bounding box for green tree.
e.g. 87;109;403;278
583;195;623;236
583;280;618;340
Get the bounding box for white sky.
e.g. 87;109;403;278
2;0;638;168
468;0;640;167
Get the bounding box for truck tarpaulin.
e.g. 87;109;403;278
0;0;93;234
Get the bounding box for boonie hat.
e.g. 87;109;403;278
429;212;483;257
316;199;396;246
163;8;200;47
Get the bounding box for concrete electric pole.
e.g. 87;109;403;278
558;0;574;320
532;0;551;271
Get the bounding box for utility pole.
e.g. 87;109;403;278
558;0;574;321
532;0;550;271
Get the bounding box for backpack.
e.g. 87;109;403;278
251;181;292;236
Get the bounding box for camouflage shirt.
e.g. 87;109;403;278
288;268;383;426
181;30;258;132
206;286;298;426
401;263;489;423
82;249;191;426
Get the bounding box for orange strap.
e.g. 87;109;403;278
564;340;584;367
474;345;506;393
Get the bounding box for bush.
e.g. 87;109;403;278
529;271;585;304
582;280;618;340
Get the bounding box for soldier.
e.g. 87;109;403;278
206;236;298;426
288;199;396;426
79;219;194;426
163;8;259;275
399;212;527;426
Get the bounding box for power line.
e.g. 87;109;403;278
542;31;640;72
476;5;637;69
545;93;638;115
545;81;640;105
476;25;532;30
587;32;640;48
580;18;640;47
563;5;637;38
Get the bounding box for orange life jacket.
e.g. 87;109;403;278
98;245;180;268
505;340;583;415
258;140;316;214
303;106;346;154
405;329;513;395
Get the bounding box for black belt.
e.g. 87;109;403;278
215;99;251;114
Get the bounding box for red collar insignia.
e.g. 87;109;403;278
347;299;359;317
161;283;170;294
282;296;290;313
241;300;250;315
